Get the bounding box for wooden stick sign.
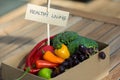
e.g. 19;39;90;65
25;0;69;45
47;0;50;45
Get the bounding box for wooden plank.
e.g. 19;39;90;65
55;5;120;26
110;48;120;70
99;26;120;44
82;23;120;55
47;16;83;36
0;22;42;49
86;23;115;40
109;35;120;54
2;16;32;35
0;15;25;36
102;63;120;80
0;30;7;36
78;21;104;36
0;24;45;59
67;18;93;32
0;22;45;55
93;0;120;19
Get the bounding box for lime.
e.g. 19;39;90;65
38;68;52;79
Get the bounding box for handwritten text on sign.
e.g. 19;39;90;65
25;4;69;26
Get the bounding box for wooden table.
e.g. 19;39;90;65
0;3;120;80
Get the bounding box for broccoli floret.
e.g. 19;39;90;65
52;31;79;49
68;37;98;54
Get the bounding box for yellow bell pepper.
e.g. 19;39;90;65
55;44;70;59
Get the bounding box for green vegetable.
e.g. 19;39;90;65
38;68;52;79
52;31;79;49
68;37;98;54
52;31;98;55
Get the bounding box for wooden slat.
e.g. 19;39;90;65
51;16;84;34
68;18;93;31
0;22;41;49
0;15;32;36
102;63;120;80
78;21;104;36
0;15;25;36
101;48;120;80
99;26;120;43
50;16;82;35
93;1;120;19
110;48;120;70
0;23;45;59
55;5;120;26
0;30;6;36
109;35;120;54
86;23;115;40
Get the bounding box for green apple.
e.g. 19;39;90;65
38;68;52;79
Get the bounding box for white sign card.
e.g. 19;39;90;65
25;4;69;27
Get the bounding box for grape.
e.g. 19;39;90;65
73;58;80;66
75;49;82;55
88;48;94;55
58;65;65;73
51;69;58;78
51;65;66;78
66;58;74;68
72;54;78;60
61;61;69;68
98;52;106;59
78;54;85;62
79;45;88;54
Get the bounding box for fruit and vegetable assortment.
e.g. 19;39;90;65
20;31;101;80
